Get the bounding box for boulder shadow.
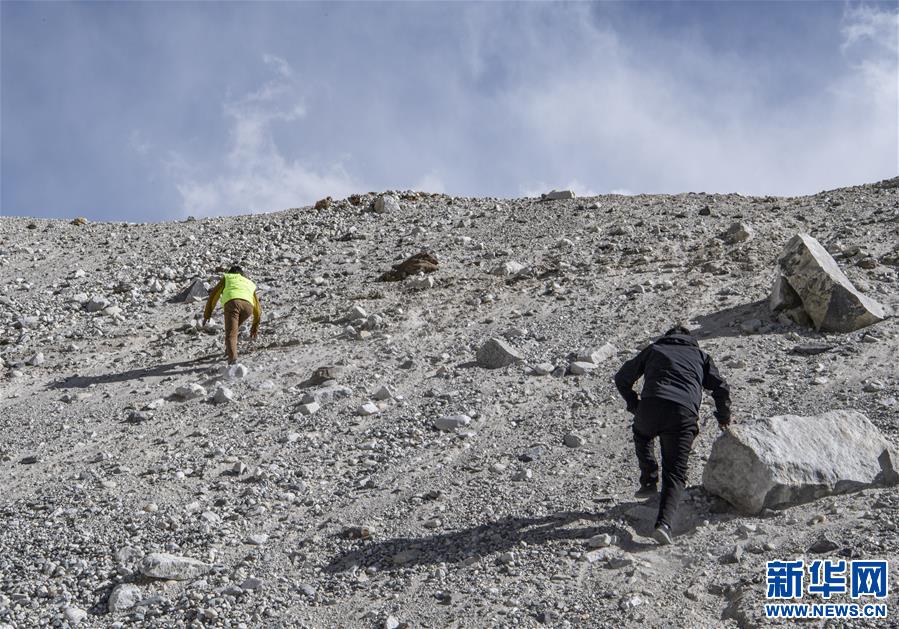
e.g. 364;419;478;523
690;299;769;340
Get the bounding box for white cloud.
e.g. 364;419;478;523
169;55;359;217
163;4;896;218
129;129;151;155
262;53;293;78
413;171;446;194
495;3;897;196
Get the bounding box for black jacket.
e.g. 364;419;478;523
614;334;731;421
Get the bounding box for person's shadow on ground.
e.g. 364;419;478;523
47;355;220;390
322;499;708;574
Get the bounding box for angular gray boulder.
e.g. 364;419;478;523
541;189;576;201
476;337;524;369
703;410;899;514
771;234;886;332
172;278;207;303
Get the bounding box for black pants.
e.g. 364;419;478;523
632;397;698;529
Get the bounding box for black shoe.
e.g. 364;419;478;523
634;483;657;499
652;523;674;546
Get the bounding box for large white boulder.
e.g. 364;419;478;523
702;410;899;514
771;234;887;332
373;194;401;214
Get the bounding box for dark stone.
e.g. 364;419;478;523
172;278;208;303
807;536;839;554
518;446;545;463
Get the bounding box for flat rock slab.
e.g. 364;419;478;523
772;233;887;332
703;410;899;514
140;553;213;581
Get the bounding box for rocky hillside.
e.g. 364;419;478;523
1;179;898;628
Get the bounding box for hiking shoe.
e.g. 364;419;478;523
634;483;658;499
652;523;674;546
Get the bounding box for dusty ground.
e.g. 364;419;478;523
1;180;897;628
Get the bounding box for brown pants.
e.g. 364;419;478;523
224;298;253;363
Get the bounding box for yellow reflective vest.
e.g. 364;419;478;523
220;273;256;305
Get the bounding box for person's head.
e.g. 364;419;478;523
664;324;692;337
228;265;244;276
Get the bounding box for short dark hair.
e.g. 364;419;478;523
228;265;243;275
664;325;691;336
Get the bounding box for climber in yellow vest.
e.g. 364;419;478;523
202;265;261;364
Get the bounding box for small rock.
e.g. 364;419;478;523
174;383;206;400
373;385;395;401
568;361;596;375
343;525;374;540
434;414;471;432
63;607;88;625
212;387;234;404
357;402;380;416
619;594;643;611
26;352;45;366
740;319;762;334
84;295;110;312
807;536;839;554
490;260;526;276
512;469;533;481
297;402;321;416
587;533;614;548
720;221;753;244
531;363;554;376
108;584;143;613
476;337;524;369
408;274;436;289
240;577;263;591
563;433;584;448
721;544;744;564
518;445;545;462
579;343;617;364
227;363;249;379
297;582;317;598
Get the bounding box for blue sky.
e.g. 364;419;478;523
2;1;897;221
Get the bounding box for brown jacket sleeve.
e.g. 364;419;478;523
203;278;225;321
251;292;261;332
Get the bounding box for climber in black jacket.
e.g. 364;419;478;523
614;325;731;545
